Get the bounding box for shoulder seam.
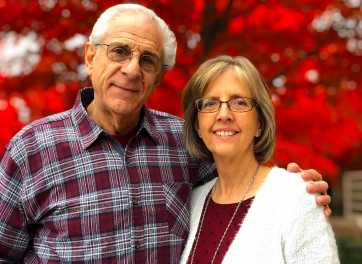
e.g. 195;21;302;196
6;111;72;150
148;109;184;121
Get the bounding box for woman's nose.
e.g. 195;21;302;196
216;103;233;121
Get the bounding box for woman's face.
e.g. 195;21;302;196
197;70;261;161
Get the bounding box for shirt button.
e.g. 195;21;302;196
135;242;140;249
132;199;138;206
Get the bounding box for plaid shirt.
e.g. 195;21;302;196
0;88;215;263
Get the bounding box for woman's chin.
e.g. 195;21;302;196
211;150;241;161
211;146;255;162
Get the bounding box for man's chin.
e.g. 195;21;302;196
110;102;143;117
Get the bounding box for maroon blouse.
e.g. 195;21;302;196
186;191;255;264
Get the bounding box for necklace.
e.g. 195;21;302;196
190;163;260;264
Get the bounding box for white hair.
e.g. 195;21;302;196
90;4;176;71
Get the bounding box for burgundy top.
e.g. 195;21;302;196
186;191;255;264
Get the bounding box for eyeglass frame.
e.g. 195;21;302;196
195;97;258;113
95;43;169;74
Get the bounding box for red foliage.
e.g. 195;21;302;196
1;0;361;183
0;99;23;149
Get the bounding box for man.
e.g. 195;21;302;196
0;4;331;263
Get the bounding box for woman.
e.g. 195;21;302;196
180;56;339;264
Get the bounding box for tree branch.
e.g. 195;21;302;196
264;37;330;86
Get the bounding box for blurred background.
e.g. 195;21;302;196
0;0;361;262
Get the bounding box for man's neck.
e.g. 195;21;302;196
86;101;140;135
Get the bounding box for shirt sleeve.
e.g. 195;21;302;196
281;185;340;264
0;148;31;262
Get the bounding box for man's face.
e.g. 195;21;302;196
85;13;165;118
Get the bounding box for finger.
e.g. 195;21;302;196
286;162;302;173
304;169;322;181
316;194;331;206
301;171;309;180
324;206;332;219
307;181;329;194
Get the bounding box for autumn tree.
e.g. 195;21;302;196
1;0;361;184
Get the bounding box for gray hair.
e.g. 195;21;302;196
90;4;176;71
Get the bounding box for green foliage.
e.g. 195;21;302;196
336;237;362;263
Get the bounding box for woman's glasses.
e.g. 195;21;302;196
195;97;257;113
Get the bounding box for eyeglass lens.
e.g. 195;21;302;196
196;98;254;113
106;43;163;74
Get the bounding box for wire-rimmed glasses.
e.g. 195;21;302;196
195;97;257;113
95;43;167;74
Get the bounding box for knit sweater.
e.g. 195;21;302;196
180;167;340;264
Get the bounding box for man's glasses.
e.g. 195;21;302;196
195;97;257;113
95;43;167;74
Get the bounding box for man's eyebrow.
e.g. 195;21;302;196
142;50;161;59
112;42;130;49
111;42;161;59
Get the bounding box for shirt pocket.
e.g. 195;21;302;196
162;182;191;240
46;185;131;243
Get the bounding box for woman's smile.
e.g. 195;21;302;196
213;128;239;137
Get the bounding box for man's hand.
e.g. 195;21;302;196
287;163;332;218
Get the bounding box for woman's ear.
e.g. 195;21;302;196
195;119;202;138
256;129;262;137
256;116;265;138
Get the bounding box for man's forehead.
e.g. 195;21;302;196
107;24;161;43
103;14;164;56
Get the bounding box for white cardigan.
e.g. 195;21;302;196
180;167;340;264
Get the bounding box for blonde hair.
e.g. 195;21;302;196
182;55;275;164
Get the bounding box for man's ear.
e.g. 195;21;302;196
85;42;96;77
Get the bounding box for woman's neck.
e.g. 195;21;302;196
212;154;270;204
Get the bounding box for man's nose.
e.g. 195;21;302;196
120;55;142;79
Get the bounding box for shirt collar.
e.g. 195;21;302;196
139;105;161;144
71;88;103;149
71;88;160;149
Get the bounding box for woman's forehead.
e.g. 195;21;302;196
202;69;252;97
